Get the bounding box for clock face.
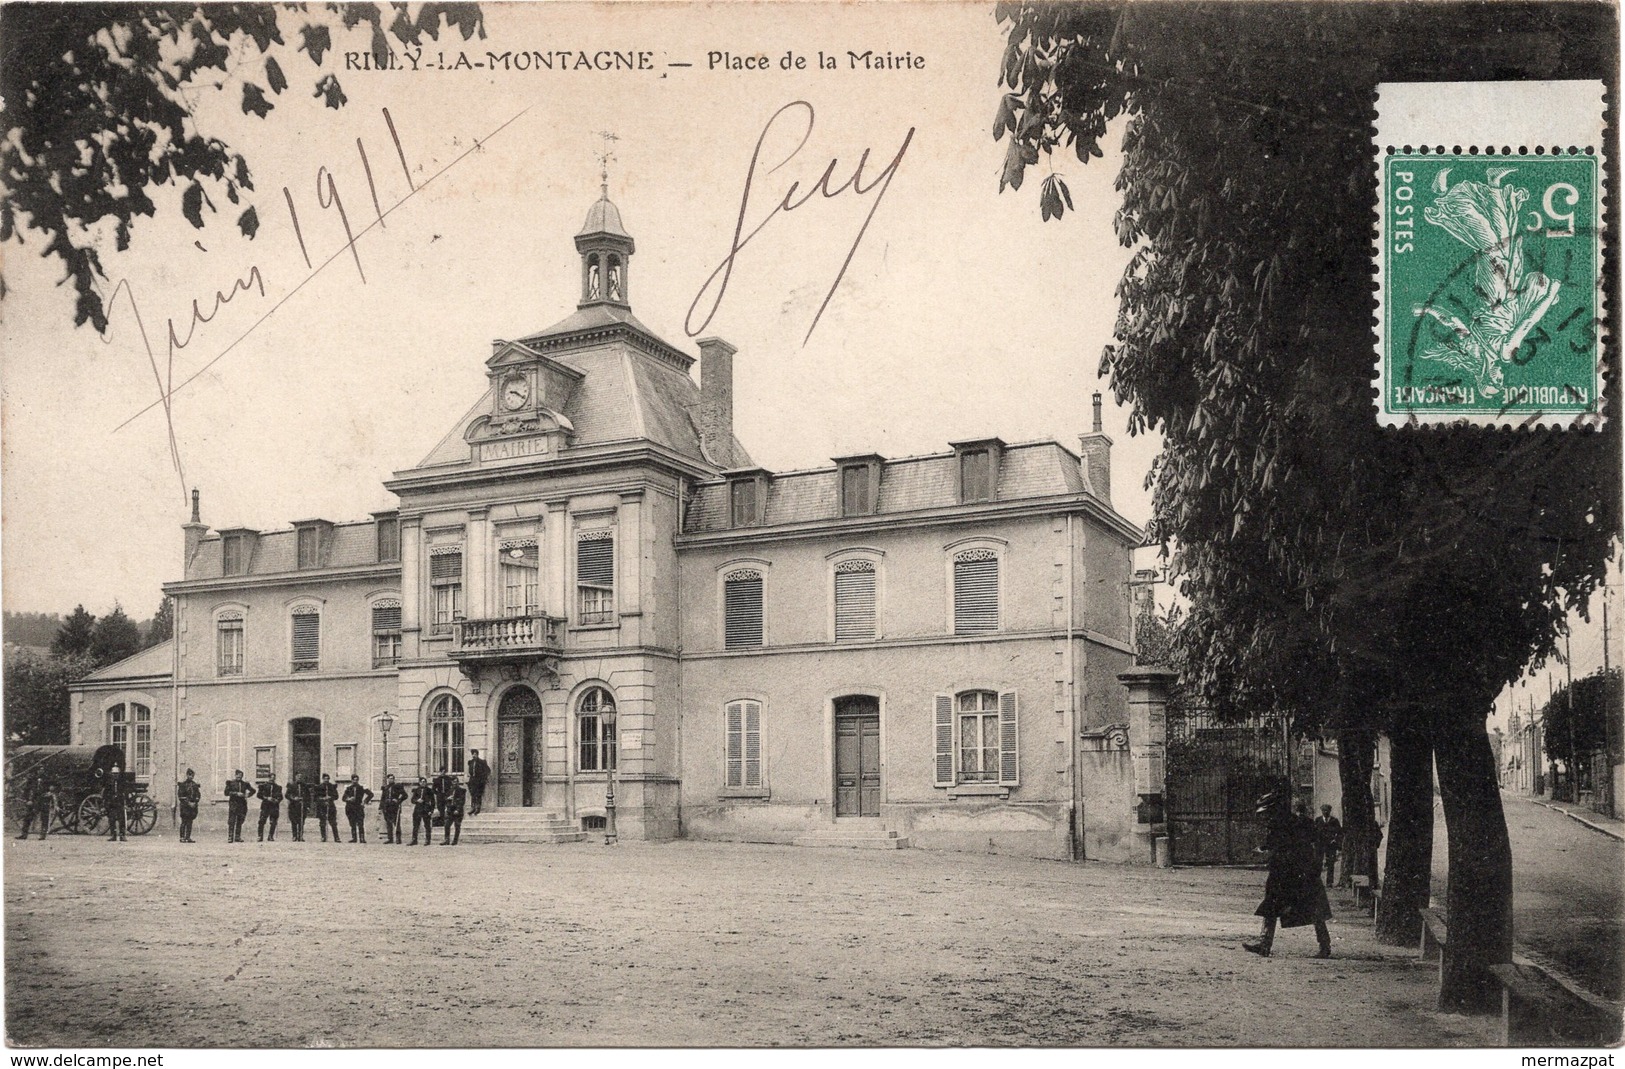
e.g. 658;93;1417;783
501;375;530;411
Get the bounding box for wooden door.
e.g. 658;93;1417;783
834;698;881;818
290;718;321;784
522;718;542;807
497;720;522;808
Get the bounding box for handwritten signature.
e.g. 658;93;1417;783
686;100;915;345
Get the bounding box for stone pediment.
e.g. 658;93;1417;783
487;340;585;412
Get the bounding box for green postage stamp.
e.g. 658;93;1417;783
1375;81;1607;428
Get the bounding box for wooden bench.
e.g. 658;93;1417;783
1488;963;1623;1046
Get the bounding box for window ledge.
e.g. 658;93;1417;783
570;622;621;633
718;787;770;800
944;784;1009;799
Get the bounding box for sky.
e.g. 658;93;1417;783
0;2;1158;620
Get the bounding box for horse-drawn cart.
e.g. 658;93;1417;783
6;744;159;836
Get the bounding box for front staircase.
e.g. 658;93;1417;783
791;827;910;850
458;808;585;845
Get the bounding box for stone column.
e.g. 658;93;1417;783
466;508;489;621
1119;667;1176;861
546;500;569;622
400;518;423;659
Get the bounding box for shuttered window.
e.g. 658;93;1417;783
213;720;244;795
577;533;615;625
724;700;763;789
833;560;877;641
217;612;244;676
960;450;992;502
430;548;463;633
936;690;1019;787
723;570;763;650
291;608;320;672
372;600;402;667
840;465;872;515
376;517;400;562
297;526;320;569
953;550;999;634
501;541;540;617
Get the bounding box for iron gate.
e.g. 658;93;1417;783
1165;708;1291;865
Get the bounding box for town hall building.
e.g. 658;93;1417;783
70;185;1153;862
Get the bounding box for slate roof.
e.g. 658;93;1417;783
579;195;631;239
184;520;393;581
77;640;173;682
683;441;1092;533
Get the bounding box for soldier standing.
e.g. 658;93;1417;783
341;775;374;843
314;773;340;843
103;767;127;843
441;775;467;846
17;775;54;841
466;749;491;816
176;769;201;843
410;777;437;846
432;770;454;825
379;774;407;844
256;774;284;842
224;770;253;842
285;774;308;842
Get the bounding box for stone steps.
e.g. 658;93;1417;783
458;810;585;844
791;829;910;850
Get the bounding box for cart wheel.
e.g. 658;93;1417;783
127;796;158;836
57;802;80;835
77;796;106;834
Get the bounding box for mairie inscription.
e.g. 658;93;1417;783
479;435;550;462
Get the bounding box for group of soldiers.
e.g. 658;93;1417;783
13;766;132;842
200;767;475;845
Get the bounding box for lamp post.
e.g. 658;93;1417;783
380;711;395;781
603;705;618;845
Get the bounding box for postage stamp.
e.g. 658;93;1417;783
1374;81;1608;428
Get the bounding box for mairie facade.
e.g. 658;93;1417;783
70;190;1152;861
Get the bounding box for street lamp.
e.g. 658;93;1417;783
379;711;395;781
603;705;618;845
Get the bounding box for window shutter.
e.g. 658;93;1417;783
953;553;999;634
833;562;877;641
291;610;320;668
372;603;402;632
724;572;763;649
998;690;1019;786
934;694;954;787
430;550;463;582
725;702;744;787
744;701;762;788
578;535;614;585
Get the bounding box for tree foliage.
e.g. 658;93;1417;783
995;1;1618;1012
50;604;97;661
2;611;63;649
90;603;143;667
1541;667;1622;766
0;2;485;331
144;596;174;649
3;647;94;746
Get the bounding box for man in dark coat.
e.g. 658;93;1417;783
1314;804;1344;888
440;775;467;845
101;767;127;842
379;775;407;844
410;777;437;846
1244;795;1332;958
256;774;284;841
341;775;374;843
286;774;308;842
176;769;201;843
314;774;341;843
17;775;54;840
466;749;491;815
224;770;253;843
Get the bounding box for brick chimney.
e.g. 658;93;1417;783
182;488;208;571
697;337;736;467
1078;392;1113;504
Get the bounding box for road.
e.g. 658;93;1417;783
1431;793;1621;1002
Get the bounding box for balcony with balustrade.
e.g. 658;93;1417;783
448;614;565;666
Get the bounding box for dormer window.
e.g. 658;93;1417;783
375;514;400;563
297;526;320;569
222;533;250;576
951;438;1005;504
726;469;770;527
834;454;883;517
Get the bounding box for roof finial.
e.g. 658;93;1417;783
595;130;620;200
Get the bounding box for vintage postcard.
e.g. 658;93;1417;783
1;0;1619;1055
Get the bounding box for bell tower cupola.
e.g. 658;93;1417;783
575;132;634;309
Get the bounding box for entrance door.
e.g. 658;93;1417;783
497;686;545;809
291;718;321;784
834;697;881;817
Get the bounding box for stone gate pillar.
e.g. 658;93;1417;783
1119;667;1176;860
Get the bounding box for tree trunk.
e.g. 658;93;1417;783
1336;729;1377;888
1376;723;1435;945
1435;717;1514;1014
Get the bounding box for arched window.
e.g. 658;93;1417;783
216;610;244;676
833;559;877;642
607;255;624;301
577;686;617;772
428;694;465;776
586;254;602;299
106;703;153;777
723;569;763;650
